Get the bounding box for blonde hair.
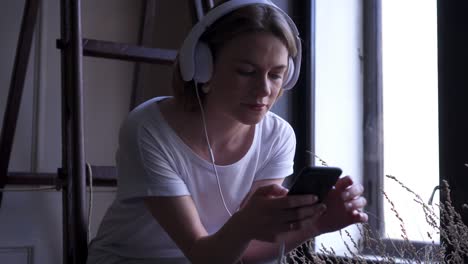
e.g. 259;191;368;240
173;3;297;111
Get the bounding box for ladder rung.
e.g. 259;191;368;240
6;166;117;187
6;172;56;186
82;38;177;65
87;165;117;186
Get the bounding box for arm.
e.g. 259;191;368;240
144;195;250;264
144;177;367;264
143;181;322;264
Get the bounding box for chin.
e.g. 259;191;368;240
237;113;265;125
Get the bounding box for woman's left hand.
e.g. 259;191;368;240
315;175;368;235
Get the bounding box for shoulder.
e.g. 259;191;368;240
252;112;296;180
127;96;170;122
256;111;296;151
260;111;295;138
119;97;170;143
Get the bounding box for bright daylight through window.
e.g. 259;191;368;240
382;0;439;242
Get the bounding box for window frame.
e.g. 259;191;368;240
290;0;315;178
437;1;468;262
362;0;384;237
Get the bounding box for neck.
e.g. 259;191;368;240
161;98;254;165
201;107;252;152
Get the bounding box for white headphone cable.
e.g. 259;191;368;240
278;241;285;264
194;82;234;217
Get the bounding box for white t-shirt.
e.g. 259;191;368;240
88;96;296;261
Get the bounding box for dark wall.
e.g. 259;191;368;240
437;1;468;223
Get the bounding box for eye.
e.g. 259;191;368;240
269;72;283;80
236;68;255;76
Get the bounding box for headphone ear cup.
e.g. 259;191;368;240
283;57;294;88
193;41;213;83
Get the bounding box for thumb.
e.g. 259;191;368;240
254;184;289;198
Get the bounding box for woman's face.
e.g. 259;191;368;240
204;31;289;125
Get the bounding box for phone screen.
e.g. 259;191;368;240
287;166;342;201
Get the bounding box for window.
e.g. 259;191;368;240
306;0;441;259
364;0;440;255
381;0;439;243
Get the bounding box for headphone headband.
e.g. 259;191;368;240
179;0;302;90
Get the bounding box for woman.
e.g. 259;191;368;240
87;1;368;263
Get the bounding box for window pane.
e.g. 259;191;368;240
382;0;439;243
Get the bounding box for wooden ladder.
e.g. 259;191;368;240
0;0;215;263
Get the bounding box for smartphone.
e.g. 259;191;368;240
287;166;342;202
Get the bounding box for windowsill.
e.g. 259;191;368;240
360;238;441;262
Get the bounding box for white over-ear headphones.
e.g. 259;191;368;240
178;0;302;90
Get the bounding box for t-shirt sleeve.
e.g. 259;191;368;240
254;118;296;181
116;116;190;201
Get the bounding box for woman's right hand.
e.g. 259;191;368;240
237;184;326;243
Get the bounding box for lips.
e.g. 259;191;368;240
244;103;267;111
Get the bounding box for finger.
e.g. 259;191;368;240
255;184;288;198
351;210;369;223
282;203;325;223
284;204;327;232
334;175;354;192
344;197;367;211
359;212;369;222
342;183;365;201
277;194;319;209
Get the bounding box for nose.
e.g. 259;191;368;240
255;74;272;97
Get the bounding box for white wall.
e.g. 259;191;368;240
0;0;140;262
314;0;364;255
